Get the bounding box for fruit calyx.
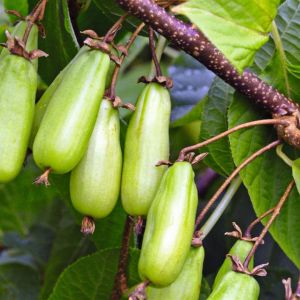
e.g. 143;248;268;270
0;30;48;60
227;255;268;277
283;278;300;300
81;216;96;236
138;75;173;89
225;222;262;243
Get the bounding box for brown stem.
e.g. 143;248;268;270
148;27;162;77
116;0;300;117
178;119;287;161
194;140;281;230
244;207;275;238
103;13;128;43
111;216;133;300
243;180;295;269
109;23;145;100
23;0;47;45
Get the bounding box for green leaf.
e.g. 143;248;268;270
38;0;79;84
292;158;300;195
253;0;300;101
0;158;58;236
199;77;235;177
0;263;40;300
173;0;280;73
38;222;95;300
3;0;28;21
48;248;140;300
92;202;128;250
228;94;300;268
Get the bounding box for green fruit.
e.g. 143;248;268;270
0;54;37;182
70;100;122;219
207;271;259;300
33;49;110;174
138;162;198;286
146;246;205;300
1;21;39;70
29;46;90;147
213;240;253;290
121;83;171;216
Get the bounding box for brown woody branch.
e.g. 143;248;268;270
116;0;300;118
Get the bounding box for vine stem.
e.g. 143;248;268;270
243;180;295;269
178;119;287;161
244;207;275;238
148;27;162;77
116;0;300;117
200;176;242;239
22;0;47;45
111;216;133;300
194;140;281;230
109;23;145;100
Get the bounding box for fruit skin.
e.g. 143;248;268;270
33;49;110;174
121;82;171;216
29;46;89;147
70;100;122;219
0;54;37;182
1;21;39;70
207;271;259;300
146;246;205;300
213;240;253;290
138;162;198;286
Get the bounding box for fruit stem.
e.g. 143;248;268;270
194;140;281;231
81;216;95;235
103;13;128;43
109;23;145;101
243;180;295;269
244;207;275;238
148;27;163;77
178;119;287;161
200;176;242;239
23;0;47;45
149;34;167;78
33;167;51;186
111;216;133;300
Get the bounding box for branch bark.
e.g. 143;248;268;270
116;0;299;118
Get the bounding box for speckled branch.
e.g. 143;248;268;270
116;0;300;118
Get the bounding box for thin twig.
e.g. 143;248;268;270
244;207;275;238
109;23;145;100
148;26;162;77
178;119;287;161
22;0;47;45
103;13;128;43
194;140;281;230
243;180;295;269
111;216;133;300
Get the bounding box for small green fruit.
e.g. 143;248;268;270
70;100;122;219
146;246;205;300
138;161;198;286
121;82;171;216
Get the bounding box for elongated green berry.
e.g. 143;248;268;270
33;49;110;174
0;54;37;182
29;46;90;147
213;240;253;290
138;162;198;287
146;247;205;300
208;271;259;300
70;100;122;219
121;82;171;216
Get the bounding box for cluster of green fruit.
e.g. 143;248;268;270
0;20;261;300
